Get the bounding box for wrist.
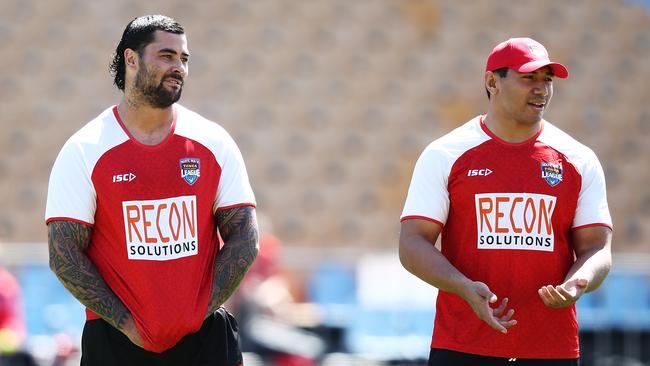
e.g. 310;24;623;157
451;277;474;299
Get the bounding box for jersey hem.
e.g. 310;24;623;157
400;215;444;227
573;223;613;230
85;308;100;321
430;341;579;359
45;217;94;227
215;202;257;212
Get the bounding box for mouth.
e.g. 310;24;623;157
528;101;546;111
164;77;183;88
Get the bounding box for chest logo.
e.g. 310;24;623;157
475;193;556;252
113;172;136;183
180;158;201;185
468;168;493;177
540;161;562;187
122;195;198;261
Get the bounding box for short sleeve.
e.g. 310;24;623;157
214;135;256;211
572;151;612;229
401;146;450;225
45;142;97;225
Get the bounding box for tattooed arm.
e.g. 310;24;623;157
206;205;259;316
47;220;142;347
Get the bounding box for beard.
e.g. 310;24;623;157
134;63;183;108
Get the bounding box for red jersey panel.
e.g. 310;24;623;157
46;105;256;352
401;116;612;359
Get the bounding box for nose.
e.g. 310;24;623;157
533;81;549;97
171;60;187;78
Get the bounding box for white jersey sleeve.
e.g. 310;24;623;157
45;138;97;225
213;132;256;211
572;149;612;228
401;145;451;225
45;107;127;225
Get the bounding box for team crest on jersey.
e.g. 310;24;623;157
180;158;201;185
541;161;562;187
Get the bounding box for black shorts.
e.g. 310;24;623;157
428;348;579;366
81;308;243;366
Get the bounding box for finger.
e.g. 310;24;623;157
541;286;570;308
493;297;508;316
542;285;565;304
500;318;517;329
499;308;515;322
476;306;508;333
486;316;508;333
549;286;568;303
538;288;548;302
538;287;555;307
558;285;585;306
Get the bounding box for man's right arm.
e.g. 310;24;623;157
399;218;517;333
47;220;142;346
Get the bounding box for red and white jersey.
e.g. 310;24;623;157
45;105;256;352
401;115;612;359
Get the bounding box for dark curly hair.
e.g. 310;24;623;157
109;15;184;91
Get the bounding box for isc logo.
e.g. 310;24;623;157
113;173;136;183
468;168;493;177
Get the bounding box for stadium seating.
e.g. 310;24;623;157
1;1;649;250
3;4;649;365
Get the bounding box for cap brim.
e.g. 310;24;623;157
517;60;569;78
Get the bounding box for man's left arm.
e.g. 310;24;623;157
538;226;612;308
205;205;259;317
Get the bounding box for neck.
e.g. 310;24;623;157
484;107;542;144
117;94;175;145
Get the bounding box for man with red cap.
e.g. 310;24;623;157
399;37;612;365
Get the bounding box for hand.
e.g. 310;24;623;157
120;316;144;348
460;281;517;333
538;278;588;308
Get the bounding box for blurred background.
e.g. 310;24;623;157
1;0;649;365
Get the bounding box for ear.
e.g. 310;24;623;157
124;48;139;71
485;71;499;97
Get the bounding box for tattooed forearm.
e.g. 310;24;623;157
47;221;131;331
207;206;259;315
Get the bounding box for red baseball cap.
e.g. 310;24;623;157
486;37;568;78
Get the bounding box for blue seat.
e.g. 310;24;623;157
307;262;356;305
576;288;607;330
306;262;357;327
17;264;85;337
344;308;434;360
599;271;650;330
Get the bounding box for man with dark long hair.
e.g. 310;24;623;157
46;15;258;365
